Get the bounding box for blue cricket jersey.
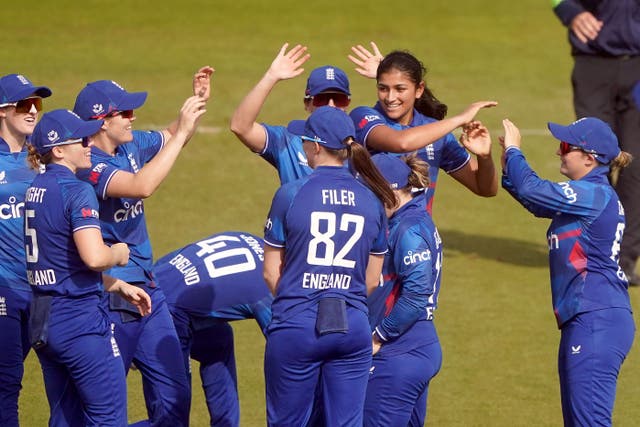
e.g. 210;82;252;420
264;166;388;323
261;124;313;184
153;231;272;332
24;164;103;297
77;130;164;284
368;194;442;355
502;147;632;327
0;139;36;291
350;103;470;215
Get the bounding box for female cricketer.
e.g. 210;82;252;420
367;153;449;426
152;231;273;427
0;73;51;426
501;117;635;426
263;106;394;426
230;43;351;184
348;43;498;214
25;109;150;426
72;69;210;427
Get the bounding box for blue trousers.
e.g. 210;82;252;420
172;308;240;427
363;340;442;427
108;286;190;427
265;306;371;427
0;287;30;427
37;296;127;427
558;308;635;427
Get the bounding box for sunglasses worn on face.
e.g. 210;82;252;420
559;141;584;155
309;92;350;108
0;98;43;113
107;110;135;119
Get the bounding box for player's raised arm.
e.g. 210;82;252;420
230;43;310;152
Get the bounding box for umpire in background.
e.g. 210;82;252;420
553;0;640;285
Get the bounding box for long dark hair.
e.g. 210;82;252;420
377;50;448;120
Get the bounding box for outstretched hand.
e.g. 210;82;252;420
348;42;384;79
460;121;492;158
266;43;311;82
193;66;215;100
457;101;498;125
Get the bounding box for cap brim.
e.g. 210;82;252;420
71;119;104;139
11;85;52;102
547;122;575;144
117;91;148;111
308;83;350;96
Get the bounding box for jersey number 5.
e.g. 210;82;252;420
307;212;364;269
24;209;39;263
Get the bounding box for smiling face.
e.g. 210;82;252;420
0;96;42;140
376;69;424;126
54;138;94;173
101;110;136;145
557;143;596;180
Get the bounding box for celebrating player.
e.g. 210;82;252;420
0;73;51;427
230;43;351;184
500;117;635;426
25;109;151;426
262;107;394;426
72;67;211;427
152;231;272;427
348;43;498;214
365;153;444;427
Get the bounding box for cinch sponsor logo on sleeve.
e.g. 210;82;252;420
403;249;431;265
558;182;577;204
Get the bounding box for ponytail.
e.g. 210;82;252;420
26;144;48;171
610;150;633;175
345;140;397;209
403;153;430;190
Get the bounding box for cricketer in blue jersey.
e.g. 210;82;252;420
25;109;150;427
231;43;352;185
347;47;498;212
364;153;443;427
0;73;51;427
74;76;210;427
263;107;391;427
501;117;635;426
149;231;272;427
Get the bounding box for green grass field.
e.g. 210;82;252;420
5;0;640;425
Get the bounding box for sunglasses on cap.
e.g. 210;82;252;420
0;97;43;114
307;92;350;108
42;137;91;149
559;141;585;155
93;109;135;120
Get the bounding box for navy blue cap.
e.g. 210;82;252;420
305;66;350;97
371;153;411;189
0;74;51;105
548;117;620;164
31;109;104;155
302;106;355;150
73;80;147;120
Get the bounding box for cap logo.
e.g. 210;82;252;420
47;130;59;143
92;104;105;115
325;68;335;81
16;75;30;86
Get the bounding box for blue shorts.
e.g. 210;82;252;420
558;308;635;426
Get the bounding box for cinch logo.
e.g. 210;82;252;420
0;196;24;220
113;200;144;223
547;232;559;250
264;217;273;231
558;181;577;204
403;249;431;265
